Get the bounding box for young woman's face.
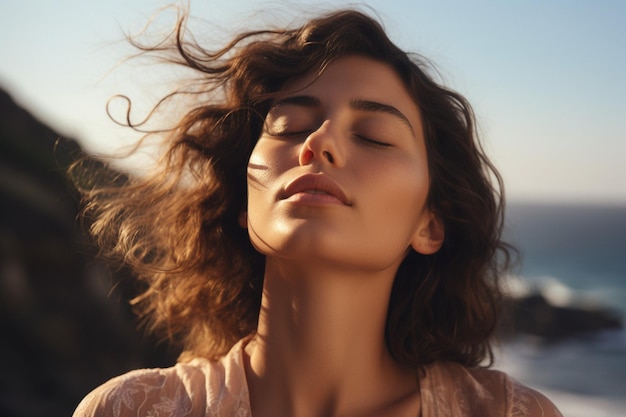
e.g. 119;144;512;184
246;55;437;272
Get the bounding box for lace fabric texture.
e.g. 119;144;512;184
74;339;562;417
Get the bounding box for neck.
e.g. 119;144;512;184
244;258;420;417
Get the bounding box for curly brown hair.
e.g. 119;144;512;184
77;8;512;368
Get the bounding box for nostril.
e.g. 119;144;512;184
323;151;334;163
300;149;314;165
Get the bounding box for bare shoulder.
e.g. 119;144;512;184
72;361;211;417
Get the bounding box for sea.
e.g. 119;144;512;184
496;202;626;416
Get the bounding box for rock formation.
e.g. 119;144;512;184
0;88;175;417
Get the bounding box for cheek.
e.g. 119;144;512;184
394;166;430;221
247;139;296;190
361;161;430;239
362;154;429;205
247;143;273;191
245;183;274;255
245;140;294;253
397;167;429;207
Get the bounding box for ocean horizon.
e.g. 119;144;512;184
498;202;626;416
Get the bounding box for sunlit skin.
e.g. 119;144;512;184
243;55;444;417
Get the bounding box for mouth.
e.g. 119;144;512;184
281;173;351;206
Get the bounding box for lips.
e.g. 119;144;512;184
281;173;351;206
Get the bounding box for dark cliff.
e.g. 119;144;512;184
0;88;175;417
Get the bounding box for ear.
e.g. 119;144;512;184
239;211;248;229
410;210;444;255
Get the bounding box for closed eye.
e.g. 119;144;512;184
355;134;392;148
267;129;313;138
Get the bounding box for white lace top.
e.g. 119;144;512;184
73;339;562;417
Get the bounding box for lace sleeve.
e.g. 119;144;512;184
72;366;205;417
506;377;563;417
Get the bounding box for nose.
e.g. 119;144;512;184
298;121;345;167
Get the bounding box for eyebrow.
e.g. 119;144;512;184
271;95;415;136
350;98;414;136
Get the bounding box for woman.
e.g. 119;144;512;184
74;8;561;417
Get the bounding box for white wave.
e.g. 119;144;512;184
540;277;576;307
500;273;532;297
504;274;624;312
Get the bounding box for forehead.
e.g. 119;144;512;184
276;55;423;128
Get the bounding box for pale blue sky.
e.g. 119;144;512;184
1;0;625;204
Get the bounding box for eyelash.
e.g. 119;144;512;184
268;130;391;148
270;129;312;138
355;135;392;148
